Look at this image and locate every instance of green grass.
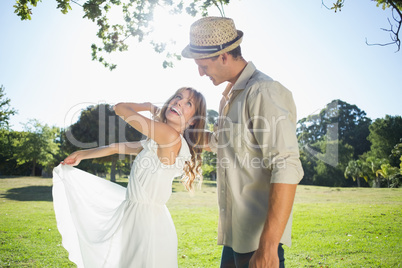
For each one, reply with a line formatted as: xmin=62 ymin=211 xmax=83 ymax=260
xmin=1 ymin=177 xmax=401 ymax=267
xmin=288 ymin=187 xmax=402 ymax=267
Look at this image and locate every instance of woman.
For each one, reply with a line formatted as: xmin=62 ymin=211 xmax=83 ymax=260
xmin=52 ymin=87 xmax=206 ymax=268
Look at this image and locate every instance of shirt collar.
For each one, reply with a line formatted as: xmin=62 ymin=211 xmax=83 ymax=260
xmin=221 ymin=61 xmax=256 ymax=99
xmin=232 ymin=61 xmax=256 ymax=91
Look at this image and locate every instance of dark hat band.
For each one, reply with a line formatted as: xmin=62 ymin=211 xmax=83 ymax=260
xmin=189 ymin=35 xmax=241 ymax=54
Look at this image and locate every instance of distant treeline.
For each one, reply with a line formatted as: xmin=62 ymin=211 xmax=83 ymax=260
xmin=1 ymin=85 xmax=401 ymax=187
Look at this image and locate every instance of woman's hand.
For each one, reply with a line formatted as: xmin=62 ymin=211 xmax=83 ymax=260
xmin=61 ymin=151 xmax=84 ymax=166
xmin=149 ymin=103 xmax=159 ymax=115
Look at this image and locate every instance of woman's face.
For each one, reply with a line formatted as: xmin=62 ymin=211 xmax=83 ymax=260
xmin=165 ymin=89 xmax=197 ymax=131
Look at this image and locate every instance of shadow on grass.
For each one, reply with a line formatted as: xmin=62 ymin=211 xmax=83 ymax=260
xmin=1 ymin=181 xmax=214 ymax=201
xmin=113 ymin=181 xmax=128 ymax=188
xmin=1 ymin=186 xmax=53 ymax=202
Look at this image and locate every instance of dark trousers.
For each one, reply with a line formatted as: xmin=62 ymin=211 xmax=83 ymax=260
xmin=220 ymin=244 xmax=285 ymax=268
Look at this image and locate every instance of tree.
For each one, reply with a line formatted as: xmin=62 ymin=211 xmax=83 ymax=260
xmin=201 ymin=109 xmax=218 ymax=180
xmin=0 ymin=85 xmax=17 ymax=128
xmin=13 ymin=119 xmax=60 ymax=176
xmin=376 ymin=163 xmax=400 ymax=187
xmin=368 ymin=115 xmax=402 ymax=166
xmin=344 ymin=159 xmax=368 ymax=187
xmin=324 ymin=0 xmax=402 ymax=51
xmin=0 ymin=86 xmax=20 ymax=175
xmin=207 ymin=109 xmax=219 ymax=126
xmin=14 ymin=0 xmax=401 ymax=70
xmin=364 ymin=156 xmax=388 ymax=187
xmin=297 ymin=100 xmax=372 ymax=187
xmin=298 ymin=149 xmax=317 ymax=185
xmin=64 ymin=104 xmax=143 ymax=181
xmin=391 ymin=138 xmax=402 ymax=158
xmin=298 ymin=99 xmax=371 ymax=158
xmin=13 ymin=0 xmax=232 ymax=70
xmin=310 ymin=139 xmax=354 ymax=187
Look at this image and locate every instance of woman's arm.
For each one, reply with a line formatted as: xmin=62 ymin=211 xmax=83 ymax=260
xmin=113 ymin=102 xmax=179 ymax=146
xmin=62 ymin=141 xmax=143 ymax=166
xmin=115 ymin=102 xmax=158 ymax=114
xmin=114 ymin=102 xmax=181 ymax=165
xmin=202 ymin=130 xmax=217 ymax=152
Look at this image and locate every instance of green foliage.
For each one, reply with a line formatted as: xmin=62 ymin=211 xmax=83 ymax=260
xmin=298 ymin=101 xmax=402 ymax=188
xmin=64 ymin=103 xmax=143 ymax=180
xmin=344 ymin=159 xmax=369 ymax=187
xmin=298 ymin=149 xmax=317 ymax=185
xmin=298 ymin=99 xmax=371 ymax=187
xmin=363 ymin=156 xmax=388 ymax=187
xmin=368 ymin=115 xmax=402 ymax=166
xmin=0 ymin=129 xmax=22 ymax=175
xmin=12 ymin=0 xmax=232 ymax=70
xmin=200 ymin=109 xmax=218 ymax=181
xmin=0 ymin=85 xmax=17 ymax=128
xmin=207 ymin=109 xmax=219 ymax=126
xmin=375 ymin=0 xmax=402 ymax=10
xmin=12 ymin=119 xmax=60 ymax=176
xmin=13 ymin=0 xmax=72 ymax=20
xmin=310 ymin=139 xmax=355 ymax=187
xmin=330 ymin=0 xmax=344 ymax=12
xmin=298 ymin=99 xmax=371 ymax=158
xmin=391 ymin=138 xmax=402 ymax=157
xmin=202 ymin=151 xmax=216 ymax=180
xmin=376 ymin=163 xmax=401 ymax=187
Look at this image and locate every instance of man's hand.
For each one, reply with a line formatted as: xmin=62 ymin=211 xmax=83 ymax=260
xmin=249 ymin=246 xmax=279 ymax=268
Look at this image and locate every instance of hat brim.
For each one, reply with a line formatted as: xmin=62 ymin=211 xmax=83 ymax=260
xmin=181 ymin=30 xmax=243 ymax=59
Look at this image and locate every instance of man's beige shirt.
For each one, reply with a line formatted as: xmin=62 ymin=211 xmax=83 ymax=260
xmin=210 ymin=62 xmax=304 ymax=253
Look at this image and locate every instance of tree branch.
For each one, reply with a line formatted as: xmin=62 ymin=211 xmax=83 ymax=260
xmin=70 ymin=0 xmax=83 ymax=7
xmin=324 ymin=0 xmax=401 ymax=52
xmin=366 ymin=3 xmax=401 ymax=52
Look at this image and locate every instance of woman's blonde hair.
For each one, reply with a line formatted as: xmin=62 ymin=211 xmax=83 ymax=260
xmin=157 ymin=87 xmax=207 ymax=191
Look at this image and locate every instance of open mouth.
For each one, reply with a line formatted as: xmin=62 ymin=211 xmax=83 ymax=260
xmin=170 ymin=107 xmax=181 ymax=116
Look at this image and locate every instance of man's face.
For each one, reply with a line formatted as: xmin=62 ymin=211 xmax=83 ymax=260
xmin=194 ymin=56 xmax=227 ymax=86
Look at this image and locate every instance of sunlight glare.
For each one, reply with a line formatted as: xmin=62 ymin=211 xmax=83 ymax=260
xmin=151 ymin=6 xmax=193 ymax=50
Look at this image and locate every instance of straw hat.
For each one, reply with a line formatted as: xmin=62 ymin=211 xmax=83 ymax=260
xmin=181 ymin=17 xmax=243 ymax=59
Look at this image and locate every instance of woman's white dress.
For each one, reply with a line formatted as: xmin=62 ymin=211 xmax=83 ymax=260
xmin=52 ymin=136 xmax=191 ymax=268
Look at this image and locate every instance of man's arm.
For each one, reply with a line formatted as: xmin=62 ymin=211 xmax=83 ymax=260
xmin=249 ymin=183 xmax=297 ymax=268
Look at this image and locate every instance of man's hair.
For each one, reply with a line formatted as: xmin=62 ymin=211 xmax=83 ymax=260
xmin=227 ymin=46 xmax=242 ymax=59
xmin=209 ymin=46 xmax=243 ymax=61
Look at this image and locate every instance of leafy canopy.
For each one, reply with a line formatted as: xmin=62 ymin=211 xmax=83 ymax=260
xmin=13 ymin=0 xmax=231 ymax=70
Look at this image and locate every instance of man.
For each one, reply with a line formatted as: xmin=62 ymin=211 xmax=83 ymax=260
xmin=182 ymin=17 xmax=304 ymax=268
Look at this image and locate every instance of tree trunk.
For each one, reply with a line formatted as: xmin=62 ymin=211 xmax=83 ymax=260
xmin=357 ymin=177 xmax=361 ymax=187
xmin=375 ymin=177 xmax=380 ymax=188
xmin=31 ymin=159 xmax=36 ymax=176
xmin=110 ymin=156 xmax=117 ymax=182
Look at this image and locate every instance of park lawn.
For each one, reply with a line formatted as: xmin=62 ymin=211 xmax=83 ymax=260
xmin=0 ymin=176 xmax=401 ymax=267
xmin=288 ymin=187 xmax=402 ymax=267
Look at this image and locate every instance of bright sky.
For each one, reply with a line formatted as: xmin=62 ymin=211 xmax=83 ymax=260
xmin=1 ymin=0 xmax=401 ymax=132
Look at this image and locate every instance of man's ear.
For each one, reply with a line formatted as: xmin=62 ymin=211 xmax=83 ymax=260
xmin=221 ymin=53 xmax=228 ymax=64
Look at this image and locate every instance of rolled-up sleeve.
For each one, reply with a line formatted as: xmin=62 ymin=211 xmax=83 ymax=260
xmin=248 ymin=81 xmax=304 ymax=184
